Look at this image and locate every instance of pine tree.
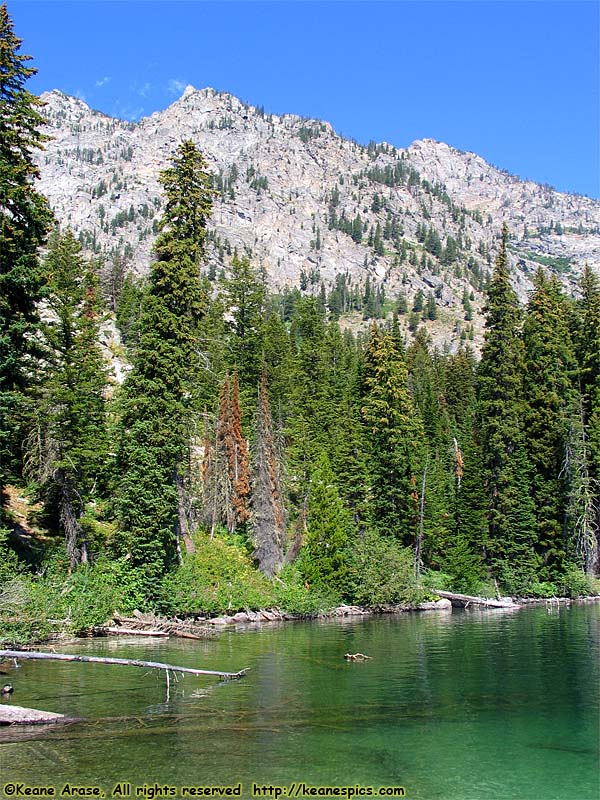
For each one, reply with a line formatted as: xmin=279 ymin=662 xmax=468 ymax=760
xmin=221 ymin=255 xmax=266 ymax=400
xmin=0 ymin=4 xmax=53 ymax=502
xmin=114 ymin=141 xmax=212 ymax=591
xmin=522 ymin=270 xmax=577 ymax=579
xmin=251 ymin=362 xmax=286 ymax=577
xmin=562 ymin=394 xmax=599 ymax=576
xmin=568 ymin=265 xmax=600 ymax=574
xmin=576 ymin=266 xmax=600 ymax=485
xmin=477 ymin=226 xmax=537 ymax=591
xmin=286 ymin=298 xmax=331 ymax=501
xmin=443 ymin=346 xmax=486 ymax=589
xmin=301 ymin=452 xmax=349 ymax=595
xmin=406 ymin=334 xmax=454 ymax=566
xmin=261 ymin=310 xmax=295 ymax=420
xmin=361 ymin=324 xmax=425 ymax=544
xmin=26 ymin=230 xmax=107 ymax=567
xmin=332 ymin=394 xmax=368 ymax=527
xmin=425 ymin=227 xmax=442 ymax=257
xmin=413 ymin=289 xmax=424 ymax=312
xmin=426 ymin=291 xmax=437 ymax=320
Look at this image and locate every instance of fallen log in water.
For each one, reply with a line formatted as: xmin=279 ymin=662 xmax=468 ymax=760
xmin=0 ymin=650 xmax=249 ymax=680
xmin=97 ymin=626 xmax=170 ymax=637
xmin=435 ymin=590 xmax=520 ymax=609
xmin=0 ymin=704 xmax=67 ymax=725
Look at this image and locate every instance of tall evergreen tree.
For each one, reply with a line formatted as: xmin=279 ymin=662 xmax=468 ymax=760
xmin=286 ymin=298 xmax=331 ymax=502
xmin=576 ymin=266 xmax=600 ymax=485
xmin=0 ymin=3 xmax=53 ymax=503
xmin=301 ymin=452 xmax=349 ymax=595
xmin=221 ymin=255 xmax=266 ymax=404
xmin=522 ymin=270 xmax=577 ymax=579
xmin=477 ymin=226 xmax=537 ymax=591
xmin=562 ymin=393 xmax=599 ymax=577
xmin=361 ymin=324 xmax=425 ymax=545
xmin=444 ymin=347 xmax=486 ymax=590
xmin=568 ymin=265 xmax=600 ymax=575
xmin=261 ymin=309 xmax=295 ymax=422
xmin=332 ymin=389 xmax=369 ymax=528
xmin=114 ymin=141 xmax=212 ymax=591
xmin=26 ymin=230 xmax=107 ymax=567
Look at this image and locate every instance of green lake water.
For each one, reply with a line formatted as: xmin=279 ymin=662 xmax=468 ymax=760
xmin=1 ymin=604 xmax=598 ymax=800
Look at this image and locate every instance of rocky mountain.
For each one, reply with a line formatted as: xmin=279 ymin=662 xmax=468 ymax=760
xmin=35 ymin=86 xmax=600 ymax=348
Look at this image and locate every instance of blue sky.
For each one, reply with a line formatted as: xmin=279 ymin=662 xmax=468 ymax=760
xmin=9 ymin=0 xmax=600 ymax=198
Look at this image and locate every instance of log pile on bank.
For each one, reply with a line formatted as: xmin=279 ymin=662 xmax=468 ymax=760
xmin=94 ymin=610 xmax=217 ymax=639
xmin=96 ymin=605 xmax=372 ymax=637
xmin=85 ymin=594 xmax=528 ymax=643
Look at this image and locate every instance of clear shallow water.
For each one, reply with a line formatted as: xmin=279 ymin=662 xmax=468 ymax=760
xmin=1 ymin=604 xmax=598 ymax=800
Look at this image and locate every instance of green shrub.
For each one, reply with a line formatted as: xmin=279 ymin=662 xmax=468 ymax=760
xmin=558 ymin=564 xmax=600 ymax=598
xmin=0 ymin=528 xmax=22 ymax=586
xmin=473 ymin=579 xmax=501 ymax=598
xmin=158 ymin=533 xmax=274 ymax=615
xmin=524 ymin=579 xmax=559 ymax=598
xmin=273 ymin=564 xmax=339 ymax=615
xmin=0 ymin=577 xmax=56 ymax=644
xmin=421 ymin=569 xmax=453 ymax=593
xmin=0 ymin=553 xmax=149 ymax=645
xmin=346 ymin=529 xmax=418 ymax=606
xmin=79 ymin=505 xmax=116 ymax=556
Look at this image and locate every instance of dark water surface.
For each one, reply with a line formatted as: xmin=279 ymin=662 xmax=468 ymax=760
xmin=1 ymin=604 xmax=598 ymax=800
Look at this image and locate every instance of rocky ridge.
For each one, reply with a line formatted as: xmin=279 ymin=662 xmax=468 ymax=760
xmin=35 ymin=86 xmax=600 ymax=349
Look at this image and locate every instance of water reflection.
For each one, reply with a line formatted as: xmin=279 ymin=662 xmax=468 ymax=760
xmin=1 ymin=604 xmax=598 ymax=800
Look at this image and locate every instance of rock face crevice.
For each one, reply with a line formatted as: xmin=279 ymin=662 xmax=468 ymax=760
xmin=36 ymin=86 xmax=600 ymax=347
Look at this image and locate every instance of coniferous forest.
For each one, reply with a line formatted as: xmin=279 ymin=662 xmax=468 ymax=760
xmin=1 ymin=5 xmax=599 ymax=644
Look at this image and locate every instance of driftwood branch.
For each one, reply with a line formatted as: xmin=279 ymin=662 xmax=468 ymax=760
xmin=0 ymin=650 xmax=249 ymax=680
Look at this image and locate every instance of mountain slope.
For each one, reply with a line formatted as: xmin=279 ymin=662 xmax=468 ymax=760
xmin=35 ymin=86 xmax=600 ymax=347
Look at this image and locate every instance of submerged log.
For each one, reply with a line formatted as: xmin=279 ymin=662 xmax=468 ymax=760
xmin=0 ymin=650 xmax=249 ymax=680
xmin=344 ymin=653 xmax=372 ymax=661
xmin=435 ymin=590 xmax=520 ymax=609
xmin=0 ymin=704 xmax=67 ymax=725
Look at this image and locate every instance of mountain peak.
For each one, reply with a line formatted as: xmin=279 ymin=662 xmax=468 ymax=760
xmin=34 ymin=88 xmax=600 ymax=350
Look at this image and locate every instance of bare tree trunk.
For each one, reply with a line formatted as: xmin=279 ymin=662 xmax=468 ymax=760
xmin=0 ymin=650 xmax=249 ymax=679
xmin=57 ymin=469 xmax=85 ymax=569
xmin=415 ymin=454 xmax=428 ymax=583
xmin=562 ymin=394 xmax=599 ymax=576
xmin=175 ymin=470 xmax=195 ymax=556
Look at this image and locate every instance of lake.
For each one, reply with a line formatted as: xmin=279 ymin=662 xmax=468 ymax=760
xmin=1 ymin=603 xmax=598 ymax=800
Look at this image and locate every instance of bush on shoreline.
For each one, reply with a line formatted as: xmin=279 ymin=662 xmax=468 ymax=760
xmin=1 ymin=526 xmax=598 ymax=647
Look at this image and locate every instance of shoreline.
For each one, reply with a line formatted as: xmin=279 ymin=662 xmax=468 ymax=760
xmin=2 ymin=595 xmax=598 ymax=649
xmin=89 ymin=595 xmax=599 ymax=638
